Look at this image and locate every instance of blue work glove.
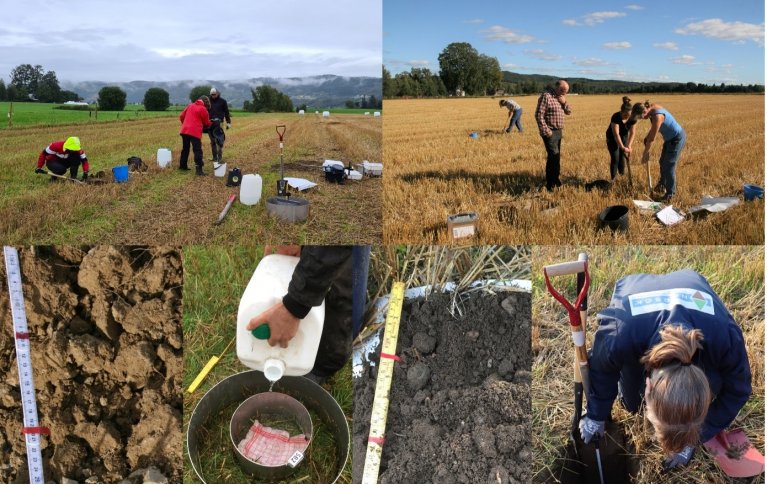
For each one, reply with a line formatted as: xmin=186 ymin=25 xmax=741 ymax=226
xmin=35 ymin=168 xmax=47 ymax=174
xmin=579 ymin=416 xmax=605 ymax=444
xmin=663 ymin=445 xmax=695 ymax=471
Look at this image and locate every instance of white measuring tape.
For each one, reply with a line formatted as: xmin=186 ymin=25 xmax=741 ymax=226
xmin=4 ymin=247 xmax=47 ymax=483
xmin=362 ymin=281 xmax=405 ymax=484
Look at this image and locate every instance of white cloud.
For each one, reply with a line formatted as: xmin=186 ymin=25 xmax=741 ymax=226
xmin=482 ymin=26 xmax=535 ymax=44
xmin=603 ymin=41 xmax=632 ymax=49
xmin=524 ymin=49 xmax=561 ymax=61
xmin=676 ymin=18 xmax=764 ymax=46
xmin=562 ymin=19 xmax=579 ymax=26
xmin=573 ymin=57 xmax=610 ymax=66
xmin=407 ymin=60 xmax=431 ymax=67
xmin=463 ymin=19 xmax=484 ymax=24
xmin=152 ymin=48 xmax=214 ymax=58
xmin=653 ymin=42 xmax=679 ymax=50
xmin=584 ymin=11 xmax=626 ymax=26
xmin=503 ymin=63 xmax=518 ymax=69
xmin=671 ymin=54 xmax=696 ymax=64
xmin=625 ymin=4 xmax=643 ymax=10
xmin=658 ymin=75 xmax=670 ymax=80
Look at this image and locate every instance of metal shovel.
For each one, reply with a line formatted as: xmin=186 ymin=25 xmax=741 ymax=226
xmin=44 ymin=171 xmax=85 ymax=184
xmin=703 ymin=429 xmax=765 ymax=478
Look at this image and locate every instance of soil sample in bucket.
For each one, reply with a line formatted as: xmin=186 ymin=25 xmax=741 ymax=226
xmin=0 ymin=246 xmax=183 ymax=482
xmin=353 ymin=291 xmax=532 ymax=483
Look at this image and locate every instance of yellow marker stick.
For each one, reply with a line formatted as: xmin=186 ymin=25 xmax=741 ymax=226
xmin=187 ymin=356 xmax=220 ymax=393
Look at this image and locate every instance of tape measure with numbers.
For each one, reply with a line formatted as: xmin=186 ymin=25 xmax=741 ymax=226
xmin=362 ymin=281 xmax=405 ymax=484
xmin=4 ymin=247 xmax=48 ymax=483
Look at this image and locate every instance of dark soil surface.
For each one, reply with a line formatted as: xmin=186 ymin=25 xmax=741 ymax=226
xmin=0 ymin=246 xmax=183 ymax=482
xmin=353 ymin=290 xmax=532 ymax=483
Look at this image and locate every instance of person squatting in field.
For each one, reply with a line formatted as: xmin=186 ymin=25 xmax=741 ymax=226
xmin=499 ymin=98 xmax=523 ymax=133
xmin=245 ymin=245 xmax=354 ymax=383
xmin=632 ymin=100 xmax=686 ymax=202
xmin=35 ymin=136 xmax=89 ymax=182
xmin=579 ymin=270 xmax=752 ymax=471
xmin=535 ymin=80 xmax=572 ymax=191
xmin=605 ymin=96 xmax=637 ymax=181
xmin=207 ymin=87 xmax=231 ymax=163
xmin=179 ymin=95 xmax=212 ymax=176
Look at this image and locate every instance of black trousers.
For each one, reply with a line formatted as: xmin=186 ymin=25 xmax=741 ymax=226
xmin=312 ymin=255 xmax=353 ymax=377
xmin=607 ymin=135 xmax=627 ymax=180
xmin=180 ymin=134 xmax=203 ymax=168
xmin=542 ymin=129 xmax=563 ymax=189
xmin=46 ymin=159 xmax=80 ymax=178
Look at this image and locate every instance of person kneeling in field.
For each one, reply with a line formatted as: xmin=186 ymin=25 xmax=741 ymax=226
xmin=35 ymin=136 xmax=89 ymax=182
xmin=605 ymin=96 xmax=637 ymax=181
xmin=499 ymin=98 xmax=523 ymax=133
xmin=579 ymin=270 xmax=752 ymax=471
xmin=631 ymin=100 xmax=686 ymax=202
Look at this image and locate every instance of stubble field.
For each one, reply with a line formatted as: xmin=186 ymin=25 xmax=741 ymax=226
xmin=2 ymin=113 xmax=381 ymax=245
xmin=383 ymin=94 xmax=763 ymax=244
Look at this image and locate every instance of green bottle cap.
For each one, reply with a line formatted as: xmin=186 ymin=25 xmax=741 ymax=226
xmin=251 ymin=324 xmax=271 ymax=340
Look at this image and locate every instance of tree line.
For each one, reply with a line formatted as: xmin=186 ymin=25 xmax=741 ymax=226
xmin=383 ymin=43 xmax=764 ymax=98
xmin=0 ymin=64 xmax=81 ymax=102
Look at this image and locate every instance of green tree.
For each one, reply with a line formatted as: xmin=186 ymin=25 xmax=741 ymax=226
xmin=98 ymin=86 xmax=127 ymax=111
xmin=383 ymin=66 xmax=394 ymax=98
xmin=10 ymin=64 xmax=43 ymax=95
xmin=60 ymin=90 xmax=81 ymax=102
xmin=345 ymin=99 xmax=356 ymax=109
xmin=143 ymin=87 xmax=170 ymax=111
xmin=36 ymin=71 xmax=62 ymax=102
xmin=438 ymin=42 xmax=480 ymax=95
xmin=478 ymin=55 xmax=502 ymax=95
xmin=0 ymin=79 xmax=6 ymax=101
xmin=248 ymin=85 xmax=293 ymax=112
xmin=189 ymin=85 xmax=212 ymax=103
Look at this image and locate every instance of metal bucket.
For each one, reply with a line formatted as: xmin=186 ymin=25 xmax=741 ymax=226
xmin=265 ymin=196 xmax=310 ymax=223
xmin=598 ymin=205 xmax=629 ymax=231
xmin=187 ymin=371 xmax=349 ymax=483
xmin=230 ymin=392 xmax=313 ymax=479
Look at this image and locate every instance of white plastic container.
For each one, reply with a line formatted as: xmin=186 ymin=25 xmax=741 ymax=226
xmin=236 ymin=254 xmax=325 ymax=382
xmin=347 ymin=169 xmax=363 ymax=181
xmin=298 ymin=109 xmax=305 ymax=115
xmin=323 ymin=160 xmax=345 ymax=170
xmin=373 ymin=112 xmax=381 ymax=117
xmin=364 ymin=112 xmax=370 ymax=116
xmin=157 ymin=148 xmax=172 ymax=168
xmin=214 ymin=162 xmax=227 ymax=177
xmin=356 ymin=160 xmax=383 ymax=176
xmin=240 ymin=174 xmax=263 ymax=205
xmin=322 ymin=111 xmax=330 ymax=117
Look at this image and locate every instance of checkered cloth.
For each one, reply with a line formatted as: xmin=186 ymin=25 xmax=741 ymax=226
xmin=237 ymin=420 xmax=310 ymax=466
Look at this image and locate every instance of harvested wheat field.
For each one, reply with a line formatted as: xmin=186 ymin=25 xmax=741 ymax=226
xmin=532 ymin=246 xmax=764 ymax=483
xmin=384 ymin=95 xmax=764 ymax=244
xmin=1 ymin=113 xmax=381 ymax=245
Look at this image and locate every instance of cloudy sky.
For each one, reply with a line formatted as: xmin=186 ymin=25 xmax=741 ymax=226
xmin=384 ymin=0 xmax=764 ymax=85
xmin=0 ymin=0 xmax=382 ymax=82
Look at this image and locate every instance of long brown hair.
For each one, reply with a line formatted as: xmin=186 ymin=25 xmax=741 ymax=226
xmin=640 ymin=325 xmax=711 ymax=454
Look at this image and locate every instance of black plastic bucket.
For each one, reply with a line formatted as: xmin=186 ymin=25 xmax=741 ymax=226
xmin=599 ymin=205 xmax=629 ymax=231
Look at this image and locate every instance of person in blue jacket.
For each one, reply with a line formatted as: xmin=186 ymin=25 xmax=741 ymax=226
xmin=631 ymin=100 xmax=686 ymax=202
xmin=579 ymin=270 xmax=752 ymax=470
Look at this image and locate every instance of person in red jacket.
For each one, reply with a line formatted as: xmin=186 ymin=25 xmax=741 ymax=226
xmin=179 ymin=96 xmax=212 ymax=176
xmin=35 ymin=137 xmax=89 ymax=182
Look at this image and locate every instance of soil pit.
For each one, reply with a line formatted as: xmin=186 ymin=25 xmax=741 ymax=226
xmin=353 ymin=291 xmax=532 ymax=483
xmin=0 ymin=246 xmax=183 ymax=482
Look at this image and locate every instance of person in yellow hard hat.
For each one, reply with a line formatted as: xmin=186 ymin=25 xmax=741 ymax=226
xmin=35 ymin=137 xmax=90 ymax=182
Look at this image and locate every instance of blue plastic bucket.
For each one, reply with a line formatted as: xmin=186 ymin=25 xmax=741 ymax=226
xmin=112 ymin=165 xmax=129 ymax=183
xmin=744 ymin=184 xmax=764 ymax=201
xmin=469 ymin=132 xmax=479 ymax=139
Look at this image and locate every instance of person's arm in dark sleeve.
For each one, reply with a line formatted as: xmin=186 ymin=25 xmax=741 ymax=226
xmin=586 ymin=313 xmax=624 ymax=421
xmin=700 ymin=324 xmax=752 ymax=442
xmin=282 ymin=246 xmax=353 ymax=318
xmin=224 ymin=100 xmax=231 ymax=124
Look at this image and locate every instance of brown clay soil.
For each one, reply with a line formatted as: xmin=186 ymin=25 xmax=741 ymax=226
xmin=353 ymin=290 xmax=532 ymax=483
xmin=0 ymin=246 xmax=183 ymax=482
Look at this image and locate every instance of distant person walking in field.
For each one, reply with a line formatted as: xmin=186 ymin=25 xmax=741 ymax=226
xmin=179 ymin=96 xmax=212 ymax=176
xmin=631 ymin=100 xmax=686 ymax=202
xmin=208 ymin=87 xmax=231 ymax=163
xmin=606 ymin=96 xmax=638 ymax=181
xmin=535 ymin=80 xmax=572 ymax=191
xmin=579 ymin=270 xmax=752 ymax=471
xmin=35 ymin=136 xmax=89 ymax=182
xmin=499 ymin=98 xmax=523 ymax=133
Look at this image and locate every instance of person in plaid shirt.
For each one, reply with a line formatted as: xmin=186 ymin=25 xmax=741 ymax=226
xmin=535 ymin=80 xmax=572 ymax=190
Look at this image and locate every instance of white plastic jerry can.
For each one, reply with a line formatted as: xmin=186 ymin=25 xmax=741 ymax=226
xmin=236 ymin=254 xmax=325 ymax=382
xmin=239 ymin=174 xmax=263 ymax=205
xmin=157 ymin=148 xmax=172 ymax=168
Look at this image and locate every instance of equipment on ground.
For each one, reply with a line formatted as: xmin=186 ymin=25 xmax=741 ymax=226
xmin=266 ymin=125 xmax=310 ymax=223
xmin=214 ymin=194 xmax=237 ymax=226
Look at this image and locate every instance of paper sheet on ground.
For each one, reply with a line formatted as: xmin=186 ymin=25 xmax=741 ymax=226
xmin=656 ymin=206 xmax=685 ymax=226
xmin=284 ymin=177 xmax=317 ymax=191
xmin=689 ymin=196 xmax=739 ymax=214
xmin=633 ymin=200 xmax=664 ymax=213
